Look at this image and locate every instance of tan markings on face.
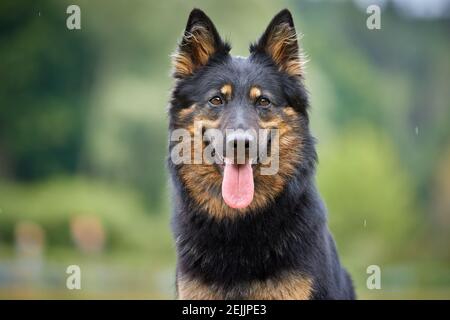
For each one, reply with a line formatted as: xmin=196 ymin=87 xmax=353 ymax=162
xmin=220 ymin=84 xmax=233 ymax=100
xmin=259 ymin=118 xmax=291 ymax=136
xmin=185 ymin=117 xmax=221 ymax=135
xmin=179 ymin=106 xmax=303 ymax=219
xmin=260 ymin=106 xmax=299 ymax=135
xmin=249 ymin=86 xmax=262 ymax=100
xmin=181 ymin=113 xmax=222 ymax=170
xmin=179 ymin=150 xmax=291 ymax=219
xmin=178 ymin=272 xmax=313 ymax=300
xmin=177 ymin=104 xmax=196 ymax=119
xmin=255 ymin=105 xmax=303 ymax=206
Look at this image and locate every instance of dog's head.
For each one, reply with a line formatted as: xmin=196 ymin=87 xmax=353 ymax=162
xmin=169 ymin=9 xmax=315 ymax=218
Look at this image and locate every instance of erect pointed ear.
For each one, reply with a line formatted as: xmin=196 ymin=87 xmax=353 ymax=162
xmin=250 ymin=9 xmax=304 ymax=77
xmin=172 ymin=8 xmax=230 ymax=78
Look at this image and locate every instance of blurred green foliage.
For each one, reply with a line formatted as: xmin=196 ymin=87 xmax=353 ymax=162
xmin=0 ymin=0 xmax=449 ymax=299
xmin=0 ymin=1 xmax=96 ymax=179
xmin=317 ymin=125 xmax=420 ymax=260
xmin=0 ymin=177 xmax=170 ymax=251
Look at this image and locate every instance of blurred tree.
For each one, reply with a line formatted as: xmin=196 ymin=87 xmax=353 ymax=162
xmin=0 ymin=0 xmax=97 ymax=179
xmin=297 ymin=0 xmax=450 ymax=207
xmin=316 ymin=124 xmax=420 ymax=262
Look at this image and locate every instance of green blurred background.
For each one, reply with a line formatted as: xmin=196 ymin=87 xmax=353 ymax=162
xmin=0 ymin=0 xmax=449 ymax=299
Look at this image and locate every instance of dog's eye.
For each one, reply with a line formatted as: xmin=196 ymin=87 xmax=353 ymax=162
xmin=209 ymin=96 xmax=223 ymax=106
xmin=257 ymin=97 xmax=271 ymax=107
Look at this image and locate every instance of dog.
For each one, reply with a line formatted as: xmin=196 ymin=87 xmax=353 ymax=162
xmin=168 ymin=8 xmax=355 ymax=300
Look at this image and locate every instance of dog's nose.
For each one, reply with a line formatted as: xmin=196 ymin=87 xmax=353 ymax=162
xmin=225 ymin=131 xmax=255 ymax=163
xmin=226 ymin=131 xmax=253 ymax=150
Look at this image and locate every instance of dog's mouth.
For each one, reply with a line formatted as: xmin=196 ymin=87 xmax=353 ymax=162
xmin=210 ymin=154 xmax=255 ymax=209
xmin=221 ymin=159 xmax=254 ymax=209
xmin=204 ymin=131 xmax=274 ymax=209
xmin=206 ymin=146 xmax=255 ymax=209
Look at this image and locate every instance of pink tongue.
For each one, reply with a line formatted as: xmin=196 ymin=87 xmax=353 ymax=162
xmin=222 ymin=162 xmax=254 ymax=209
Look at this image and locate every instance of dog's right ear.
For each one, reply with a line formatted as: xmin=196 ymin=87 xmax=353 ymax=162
xmin=172 ymin=9 xmax=230 ymax=79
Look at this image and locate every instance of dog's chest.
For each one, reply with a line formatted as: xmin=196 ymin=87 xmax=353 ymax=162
xmin=177 ymin=272 xmax=313 ymax=300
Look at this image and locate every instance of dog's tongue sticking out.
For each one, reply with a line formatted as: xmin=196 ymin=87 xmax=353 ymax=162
xmin=222 ymin=161 xmax=254 ymax=209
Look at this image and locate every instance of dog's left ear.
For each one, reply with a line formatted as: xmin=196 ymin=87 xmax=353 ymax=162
xmin=250 ymin=9 xmax=304 ymax=77
xmin=172 ymin=9 xmax=230 ymax=79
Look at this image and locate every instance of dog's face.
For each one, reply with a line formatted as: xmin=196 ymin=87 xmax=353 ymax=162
xmin=169 ymin=9 xmax=312 ymax=218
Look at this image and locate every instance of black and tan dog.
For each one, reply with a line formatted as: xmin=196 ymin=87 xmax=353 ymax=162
xmin=168 ymin=8 xmax=355 ymax=299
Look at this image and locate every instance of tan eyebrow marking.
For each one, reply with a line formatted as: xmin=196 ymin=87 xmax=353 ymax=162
xmin=178 ymin=104 xmax=196 ymax=118
xmin=249 ymin=86 xmax=262 ymax=100
xmin=220 ymin=84 xmax=232 ymax=99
